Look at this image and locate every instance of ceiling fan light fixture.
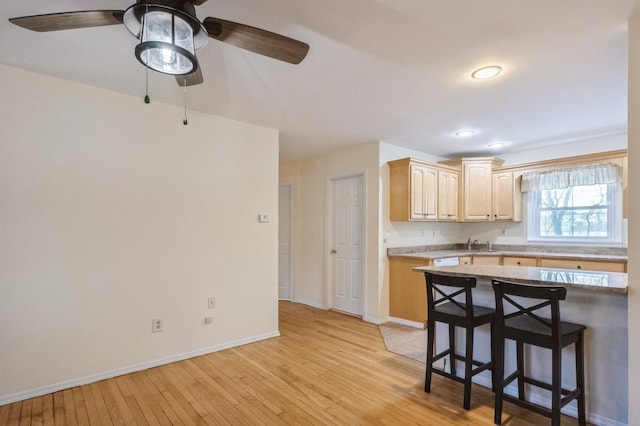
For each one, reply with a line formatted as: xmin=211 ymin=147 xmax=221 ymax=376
xmin=136 ymin=10 xmax=196 ymax=75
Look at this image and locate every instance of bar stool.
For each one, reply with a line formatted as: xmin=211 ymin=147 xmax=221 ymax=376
xmin=424 ymin=272 xmax=495 ymax=410
xmin=491 ymin=279 xmax=586 ymax=426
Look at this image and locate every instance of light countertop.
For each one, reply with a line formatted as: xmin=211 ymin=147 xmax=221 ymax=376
xmin=413 ymin=264 xmax=627 ymax=294
xmin=389 ymin=249 xmax=627 ymax=262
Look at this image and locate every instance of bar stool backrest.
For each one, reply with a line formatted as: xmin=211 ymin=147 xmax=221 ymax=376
xmin=491 ymin=280 xmax=567 ymax=346
xmin=425 ymin=273 xmax=477 ymax=322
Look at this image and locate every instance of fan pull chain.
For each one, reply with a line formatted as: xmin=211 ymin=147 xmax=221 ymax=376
xmin=183 ymin=78 xmax=188 ymax=125
xmin=143 ymin=4 xmax=150 ymax=104
xmin=144 ymin=64 xmax=150 ymax=104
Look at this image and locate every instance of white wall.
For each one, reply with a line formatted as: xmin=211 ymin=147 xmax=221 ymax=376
xmin=280 ymin=142 xmax=385 ymax=322
xmin=0 ymin=65 xmax=280 ymax=403
xmin=627 ymin=12 xmax=640 ymax=426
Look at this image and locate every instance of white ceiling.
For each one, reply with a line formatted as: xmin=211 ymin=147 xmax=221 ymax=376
xmin=0 ymin=1 xmax=637 ymax=160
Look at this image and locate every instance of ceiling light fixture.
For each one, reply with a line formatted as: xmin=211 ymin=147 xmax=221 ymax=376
xmin=455 ymin=129 xmax=476 ymax=137
xmin=471 ymin=65 xmax=503 ymax=80
xmin=488 ymin=142 xmax=506 ymax=149
xmin=123 ymin=2 xmax=208 ymax=76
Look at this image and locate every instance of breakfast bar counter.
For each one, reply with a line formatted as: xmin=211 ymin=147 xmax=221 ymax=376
xmin=413 ymin=264 xmax=628 ymax=293
xmin=411 ymin=264 xmax=628 ymax=424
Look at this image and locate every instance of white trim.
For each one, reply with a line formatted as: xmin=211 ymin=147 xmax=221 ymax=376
xmin=363 ymin=315 xmax=385 ymax=325
xmin=0 ymin=330 xmax=279 ymax=407
xmin=387 ymin=316 xmax=425 ymax=329
xmin=293 ymin=298 xmax=327 ymax=310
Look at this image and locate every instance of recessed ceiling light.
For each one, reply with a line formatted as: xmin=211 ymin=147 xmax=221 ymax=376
xmin=455 ymin=129 xmax=475 ymax=137
xmin=488 ymin=142 xmax=506 ymax=149
xmin=471 ymin=65 xmax=503 ymax=80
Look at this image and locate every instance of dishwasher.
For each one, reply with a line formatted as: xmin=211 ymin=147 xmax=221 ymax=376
xmin=433 ymin=257 xmax=460 ymax=266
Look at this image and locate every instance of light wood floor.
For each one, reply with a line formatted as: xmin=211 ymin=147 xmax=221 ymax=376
xmin=1 ymin=301 xmax=584 ymax=425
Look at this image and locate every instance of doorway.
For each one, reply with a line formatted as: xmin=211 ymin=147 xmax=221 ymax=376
xmin=329 ymin=174 xmax=365 ymax=316
xmin=278 ymin=183 xmax=293 ymax=300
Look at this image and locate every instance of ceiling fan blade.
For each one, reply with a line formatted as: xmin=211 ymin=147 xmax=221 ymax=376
xmin=175 ymin=67 xmax=204 ymax=87
xmin=9 ymin=10 xmax=124 ymax=32
xmin=203 ymin=17 xmax=309 ymax=65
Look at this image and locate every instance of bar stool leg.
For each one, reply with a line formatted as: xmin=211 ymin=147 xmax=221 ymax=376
xmin=490 ymin=319 xmax=496 ymax=392
xmin=449 ymin=324 xmax=456 ymax=378
xmin=425 ymin=319 xmax=435 ymax=393
xmin=463 ymin=326 xmax=474 ymax=410
xmin=551 ymin=344 xmax=562 ymax=426
xmin=576 ymin=333 xmax=586 ymax=426
xmin=516 ymin=341 xmax=525 ymax=401
xmin=494 ymin=332 xmax=504 ymax=425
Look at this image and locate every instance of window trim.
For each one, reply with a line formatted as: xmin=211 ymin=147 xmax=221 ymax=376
xmin=527 ymin=183 xmax=622 ymax=244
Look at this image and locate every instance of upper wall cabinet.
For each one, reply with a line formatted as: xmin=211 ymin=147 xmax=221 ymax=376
xmin=492 ymin=171 xmax=522 ymax=221
xmin=439 ymin=157 xmax=505 ymax=221
xmin=438 ymin=169 xmax=459 ymax=221
xmin=389 ymin=158 xmax=459 ymax=222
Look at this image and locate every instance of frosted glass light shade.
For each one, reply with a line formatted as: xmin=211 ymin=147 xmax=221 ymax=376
xmin=135 ymin=10 xmax=196 ymax=75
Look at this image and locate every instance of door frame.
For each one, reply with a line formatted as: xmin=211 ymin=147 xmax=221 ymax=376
xmin=325 ymin=171 xmax=367 ymax=316
xmin=278 ymin=182 xmax=295 ymax=301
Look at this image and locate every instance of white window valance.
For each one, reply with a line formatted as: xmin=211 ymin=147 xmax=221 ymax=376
xmin=520 ymin=163 xmax=622 ymax=193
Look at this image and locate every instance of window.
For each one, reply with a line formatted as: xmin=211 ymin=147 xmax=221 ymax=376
xmin=528 ymin=183 xmax=621 ymax=243
xmin=523 ymin=163 xmax=622 ymax=244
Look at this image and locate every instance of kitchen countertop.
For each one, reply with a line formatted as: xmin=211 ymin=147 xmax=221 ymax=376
xmin=389 ymin=249 xmax=627 ymax=262
xmin=413 ymin=264 xmax=628 ymax=294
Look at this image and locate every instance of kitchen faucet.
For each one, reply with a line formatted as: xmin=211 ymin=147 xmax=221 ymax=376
xmin=467 ymin=237 xmax=478 ymax=251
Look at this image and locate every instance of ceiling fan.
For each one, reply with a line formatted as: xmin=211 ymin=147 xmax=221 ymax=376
xmin=9 ymin=0 xmax=310 ymax=87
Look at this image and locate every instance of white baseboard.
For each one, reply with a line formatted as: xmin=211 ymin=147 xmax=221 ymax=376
xmin=363 ymin=315 xmax=384 ymax=325
xmin=386 ymin=316 xmax=425 ymax=329
xmin=292 ymin=298 xmax=327 ymax=310
xmin=0 ymin=330 xmax=280 ymax=407
xmin=470 ymin=376 xmax=626 ymax=426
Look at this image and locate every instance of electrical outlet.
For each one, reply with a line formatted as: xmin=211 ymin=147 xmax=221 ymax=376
xmin=204 ymin=316 xmax=212 ymax=325
xmin=152 ymin=319 xmax=162 ymax=333
xmin=500 ymin=228 xmax=507 ymax=236
xmin=208 ymin=297 xmax=216 ymax=309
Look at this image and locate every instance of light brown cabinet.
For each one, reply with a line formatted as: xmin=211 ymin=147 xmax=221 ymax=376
xmin=439 ymin=157 xmax=505 ymax=221
xmin=471 ymin=255 xmax=501 ymax=265
xmin=389 ymin=257 xmax=430 ymax=326
xmin=502 ymin=256 xmax=538 ymax=267
xmin=539 ymin=258 xmax=626 ymax=273
xmin=492 ymin=171 xmax=522 ymax=221
xmin=438 ymin=169 xmax=459 ymax=221
xmin=389 ymin=158 xmax=458 ymax=222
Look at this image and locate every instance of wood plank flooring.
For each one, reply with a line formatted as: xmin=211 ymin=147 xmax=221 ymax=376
xmin=1 ymin=301 xmax=585 ymax=425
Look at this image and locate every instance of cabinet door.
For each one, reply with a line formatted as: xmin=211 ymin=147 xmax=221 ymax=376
xmin=410 ymin=165 xmax=437 ymax=220
xmin=438 ymin=170 xmax=459 ymax=221
xmin=539 ymin=258 xmax=626 ymax=272
xmin=493 ymin=172 xmax=514 ymax=220
xmin=472 ymin=256 xmax=501 ymax=265
xmin=389 ymin=257 xmax=430 ymax=325
xmin=463 ymin=162 xmax=492 ymax=221
xmin=503 ymin=256 xmax=538 ymax=267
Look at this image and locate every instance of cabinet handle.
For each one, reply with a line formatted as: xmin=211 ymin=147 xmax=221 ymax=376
xmin=517 ymin=261 xmax=521 ymax=265
xmin=577 ymin=265 xmax=582 ymax=269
